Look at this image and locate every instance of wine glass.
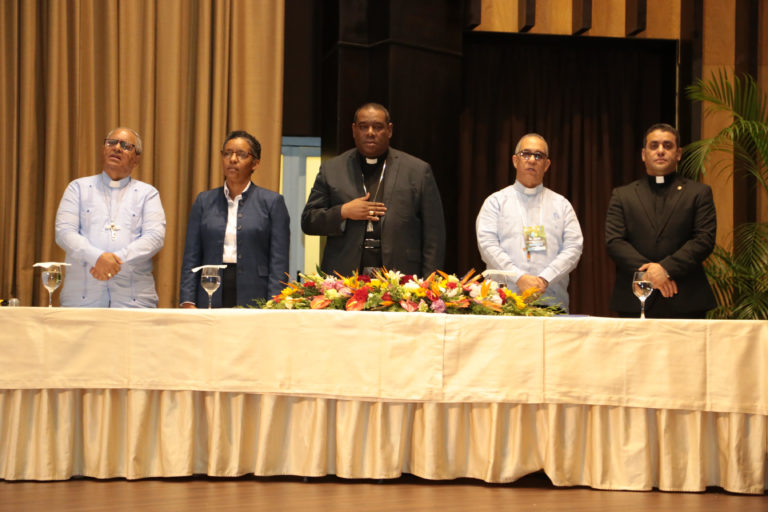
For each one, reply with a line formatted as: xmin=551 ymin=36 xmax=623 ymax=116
xmin=41 ymin=264 xmax=63 ymax=307
xmin=632 ymin=271 xmax=653 ymax=319
xmin=200 ymin=266 xmax=222 ymax=309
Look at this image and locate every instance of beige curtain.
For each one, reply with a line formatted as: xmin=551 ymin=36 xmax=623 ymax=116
xmin=0 ymin=0 xmax=285 ymax=307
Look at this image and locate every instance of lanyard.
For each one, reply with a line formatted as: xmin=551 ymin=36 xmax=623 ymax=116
xmin=513 ymin=187 xmax=544 ymax=227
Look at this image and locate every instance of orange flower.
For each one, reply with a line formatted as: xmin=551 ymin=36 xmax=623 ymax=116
xmin=310 ymin=295 xmax=331 ymax=309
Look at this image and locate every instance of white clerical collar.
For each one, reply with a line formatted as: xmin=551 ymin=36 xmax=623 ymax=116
xmin=512 ymin=181 xmax=543 ymax=196
xmin=101 ymin=171 xmax=131 ymax=189
xmin=655 ymin=175 xmax=666 ymax=184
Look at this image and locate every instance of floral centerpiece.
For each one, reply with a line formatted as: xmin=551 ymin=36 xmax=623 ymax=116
xmin=260 ymin=269 xmax=557 ymax=316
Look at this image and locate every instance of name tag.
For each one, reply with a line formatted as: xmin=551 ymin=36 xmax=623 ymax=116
xmin=524 ymin=225 xmax=547 ymax=252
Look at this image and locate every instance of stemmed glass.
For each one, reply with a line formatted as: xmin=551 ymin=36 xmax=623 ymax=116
xmin=41 ymin=264 xmax=63 ymax=307
xmin=632 ymin=271 xmax=653 ymax=319
xmin=200 ymin=266 xmax=222 ymax=309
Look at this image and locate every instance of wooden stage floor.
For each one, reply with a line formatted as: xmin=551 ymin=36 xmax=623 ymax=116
xmin=1 ymin=473 xmax=764 ymax=512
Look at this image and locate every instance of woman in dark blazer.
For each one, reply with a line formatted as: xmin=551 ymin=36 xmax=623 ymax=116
xmin=179 ymin=131 xmax=290 ymax=308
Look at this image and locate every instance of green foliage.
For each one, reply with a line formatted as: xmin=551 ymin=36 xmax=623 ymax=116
xmin=681 ymin=70 xmax=768 ymax=319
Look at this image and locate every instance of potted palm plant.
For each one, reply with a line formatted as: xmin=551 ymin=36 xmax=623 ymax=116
xmin=680 ymin=70 xmax=768 ymax=319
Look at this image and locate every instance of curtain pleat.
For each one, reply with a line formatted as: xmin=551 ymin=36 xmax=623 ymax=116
xmin=0 ymin=0 xmax=285 ymax=307
xmin=4 ymin=390 xmax=764 ymax=493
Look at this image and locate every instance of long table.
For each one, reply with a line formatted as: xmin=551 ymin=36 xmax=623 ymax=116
xmin=0 ymin=308 xmax=766 ymax=493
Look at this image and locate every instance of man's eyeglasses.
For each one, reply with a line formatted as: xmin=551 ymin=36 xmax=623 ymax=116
xmin=517 ymin=150 xmax=547 ymax=161
xmin=221 ymin=150 xmax=254 ymax=160
xmin=104 ymin=139 xmax=137 ymax=152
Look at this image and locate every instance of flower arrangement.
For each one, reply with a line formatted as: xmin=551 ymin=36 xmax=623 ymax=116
xmin=261 ymin=269 xmax=557 ymax=316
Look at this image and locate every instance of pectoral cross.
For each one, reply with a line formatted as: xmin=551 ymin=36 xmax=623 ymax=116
xmin=107 ymin=222 xmax=120 ymax=241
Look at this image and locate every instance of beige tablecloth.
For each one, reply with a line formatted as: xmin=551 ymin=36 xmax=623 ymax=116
xmin=0 ymin=309 xmax=766 ymax=493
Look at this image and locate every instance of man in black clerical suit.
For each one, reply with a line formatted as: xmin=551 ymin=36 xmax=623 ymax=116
xmin=605 ymin=123 xmax=717 ymax=318
xmin=301 ymin=102 xmax=446 ymax=277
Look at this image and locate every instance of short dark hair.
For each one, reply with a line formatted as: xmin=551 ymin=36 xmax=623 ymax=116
xmin=353 ymin=102 xmax=391 ymax=124
xmin=223 ymin=130 xmax=261 ymax=159
xmin=643 ymin=123 xmax=680 ymax=148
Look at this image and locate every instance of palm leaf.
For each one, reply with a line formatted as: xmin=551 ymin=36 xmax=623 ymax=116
xmin=687 ymin=70 xmax=768 ymax=319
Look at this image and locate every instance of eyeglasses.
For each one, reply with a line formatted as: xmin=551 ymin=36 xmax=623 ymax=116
xmin=517 ymin=150 xmax=548 ymax=161
xmin=104 ymin=139 xmax=137 ymax=152
xmin=221 ymin=150 xmax=253 ymax=160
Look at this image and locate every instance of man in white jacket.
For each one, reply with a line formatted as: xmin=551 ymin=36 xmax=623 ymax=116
xmin=476 ymin=133 xmax=583 ymax=312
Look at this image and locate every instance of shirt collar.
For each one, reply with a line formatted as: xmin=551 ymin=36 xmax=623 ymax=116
xmin=224 ymin=181 xmax=251 ymax=202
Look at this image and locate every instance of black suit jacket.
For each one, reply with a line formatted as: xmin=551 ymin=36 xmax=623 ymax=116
xmin=605 ymin=174 xmax=717 ymax=316
xmin=301 ymin=147 xmax=446 ymax=277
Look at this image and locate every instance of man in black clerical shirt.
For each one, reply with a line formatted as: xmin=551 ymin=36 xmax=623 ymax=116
xmin=605 ymin=123 xmax=717 ymax=318
xmin=301 ymin=102 xmax=446 ymax=277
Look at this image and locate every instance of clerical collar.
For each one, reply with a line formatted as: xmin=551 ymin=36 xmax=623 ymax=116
xmin=101 ymin=171 xmax=131 ymax=189
xmin=512 ymin=181 xmax=543 ymax=196
xmin=358 ymin=150 xmax=388 ymax=168
xmin=648 ymin=172 xmax=677 ymax=188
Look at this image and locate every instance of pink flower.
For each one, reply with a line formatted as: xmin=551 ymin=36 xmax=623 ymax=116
xmin=400 ymin=299 xmax=419 ymax=312
xmin=430 ymin=299 xmax=446 ymax=313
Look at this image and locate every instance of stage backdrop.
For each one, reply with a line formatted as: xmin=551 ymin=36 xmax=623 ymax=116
xmin=0 ymin=0 xmax=285 ymax=307
xmin=457 ymin=32 xmax=677 ymax=316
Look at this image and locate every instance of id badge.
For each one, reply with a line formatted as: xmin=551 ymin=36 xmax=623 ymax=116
xmin=523 ymin=225 xmax=547 ymax=252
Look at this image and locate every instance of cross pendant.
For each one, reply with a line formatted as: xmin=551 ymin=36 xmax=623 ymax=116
xmin=107 ymin=222 xmax=120 ymax=241
xmin=366 ymin=221 xmax=374 ymax=232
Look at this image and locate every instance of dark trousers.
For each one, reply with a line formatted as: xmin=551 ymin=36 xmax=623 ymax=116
xmin=222 ymin=264 xmax=237 ymax=308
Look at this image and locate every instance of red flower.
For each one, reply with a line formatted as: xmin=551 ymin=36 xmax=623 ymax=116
xmin=381 ymin=292 xmax=392 ymax=302
xmin=352 ymin=286 xmax=370 ymax=301
xmin=446 ymin=281 xmax=458 ymax=290
xmin=345 ymin=286 xmax=370 ymax=311
xmin=303 ymin=281 xmax=317 ymax=288
xmin=400 ymin=275 xmax=416 ymax=285
xmin=357 ymin=274 xmax=372 ymax=283
xmin=497 ymin=288 xmax=507 ymax=304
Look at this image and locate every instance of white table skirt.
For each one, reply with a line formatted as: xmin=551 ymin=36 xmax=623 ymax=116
xmin=0 ymin=309 xmax=766 ymax=493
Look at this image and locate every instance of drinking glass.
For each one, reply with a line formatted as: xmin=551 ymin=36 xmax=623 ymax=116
xmin=632 ymin=271 xmax=653 ymax=319
xmin=41 ymin=264 xmax=63 ymax=307
xmin=201 ymin=266 xmax=221 ymax=309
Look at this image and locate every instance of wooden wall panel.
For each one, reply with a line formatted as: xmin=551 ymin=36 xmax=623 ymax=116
xmin=476 ymin=0 xmax=681 ymax=38
xmin=701 ymin=0 xmax=736 ymax=247
xmin=642 ymin=0 xmax=681 ymax=39
xmin=588 ymin=0 xmax=626 ymax=37
xmin=529 ymin=0 xmax=572 ymax=35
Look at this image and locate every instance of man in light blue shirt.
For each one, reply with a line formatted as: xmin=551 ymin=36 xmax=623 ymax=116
xmin=476 ymin=133 xmax=583 ymax=312
xmin=55 ymin=127 xmax=166 ymax=307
